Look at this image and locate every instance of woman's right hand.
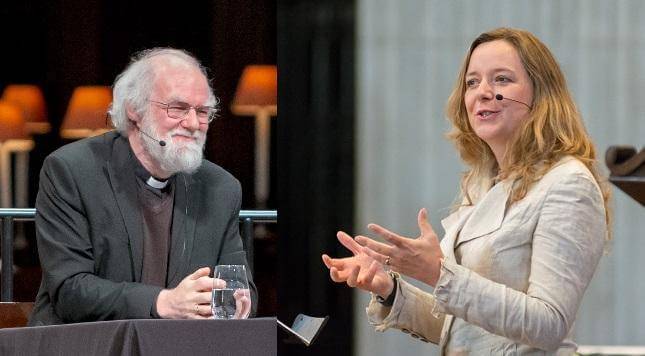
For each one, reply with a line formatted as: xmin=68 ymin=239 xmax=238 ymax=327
xmin=322 ymin=231 xmax=394 ymax=298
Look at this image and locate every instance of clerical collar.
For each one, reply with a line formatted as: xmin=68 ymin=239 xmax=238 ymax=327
xmin=132 ymin=154 xmax=173 ymax=190
xmin=146 ymin=176 xmax=169 ymax=189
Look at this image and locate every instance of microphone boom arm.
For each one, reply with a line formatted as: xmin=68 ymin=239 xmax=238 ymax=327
xmin=495 ymin=93 xmax=532 ymax=109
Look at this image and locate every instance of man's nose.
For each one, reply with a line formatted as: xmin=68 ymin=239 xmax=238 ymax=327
xmin=181 ymin=108 xmax=201 ymax=131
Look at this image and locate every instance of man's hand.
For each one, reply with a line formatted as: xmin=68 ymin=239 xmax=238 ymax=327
xmin=156 ymin=267 xmax=219 ymax=319
xmin=233 ymin=289 xmax=252 ymax=319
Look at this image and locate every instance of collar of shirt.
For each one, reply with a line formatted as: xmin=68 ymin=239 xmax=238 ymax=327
xmin=146 ymin=176 xmax=168 ymax=189
xmin=132 ymin=154 xmax=174 ymax=191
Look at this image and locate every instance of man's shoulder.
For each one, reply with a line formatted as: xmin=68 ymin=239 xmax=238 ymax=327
xmin=194 ymin=160 xmax=240 ymax=189
xmin=47 ymin=131 xmax=120 ymax=167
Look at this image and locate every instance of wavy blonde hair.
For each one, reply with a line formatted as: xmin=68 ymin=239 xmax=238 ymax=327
xmin=446 ymin=28 xmax=611 ymax=236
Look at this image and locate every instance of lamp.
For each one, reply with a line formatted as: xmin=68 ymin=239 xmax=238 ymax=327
xmin=60 ymin=86 xmax=113 ymax=139
xmin=1 ymin=85 xmax=51 ymax=135
xmin=0 ymin=100 xmax=34 ymax=208
xmin=231 ymin=65 xmax=277 ymax=208
xmin=0 ymin=101 xmax=27 ymax=141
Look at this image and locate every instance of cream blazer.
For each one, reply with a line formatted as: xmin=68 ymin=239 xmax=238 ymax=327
xmin=366 ymin=157 xmax=607 ymax=355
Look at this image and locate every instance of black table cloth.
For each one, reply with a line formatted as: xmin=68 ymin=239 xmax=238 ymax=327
xmin=0 ymin=317 xmax=276 ymax=355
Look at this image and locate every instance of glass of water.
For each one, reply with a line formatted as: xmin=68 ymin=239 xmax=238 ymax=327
xmin=212 ymin=264 xmax=251 ymax=319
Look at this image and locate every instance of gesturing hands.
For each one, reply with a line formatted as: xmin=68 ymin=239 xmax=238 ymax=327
xmin=323 ymin=208 xmax=444 ymax=291
xmin=357 ymin=208 xmax=444 ymax=287
xmin=322 ymin=231 xmax=394 ymax=298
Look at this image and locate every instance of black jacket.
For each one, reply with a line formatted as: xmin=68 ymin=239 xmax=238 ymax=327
xmin=29 ymin=131 xmax=256 ymax=325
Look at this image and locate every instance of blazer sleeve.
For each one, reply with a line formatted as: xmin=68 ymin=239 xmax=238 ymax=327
xmin=432 ymin=173 xmax=606 ymax=351
xmin=36 ymin=154 xmax=162 ymax=323
xmin=215 ymin=178 xmax=259 ymax=317
xmin=365 ymin=276 xmax=444 ymax=344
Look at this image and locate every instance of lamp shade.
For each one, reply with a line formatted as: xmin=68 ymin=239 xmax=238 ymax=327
xmin=0 ymin=100 xmax=27 ymax=141
xmin=60 ymin=86 xmax=113 ymax=138
xmin=1 ymin=84 xmax=50 ymax=134
xmin=231 ymin=65 xmax=277 ymax=116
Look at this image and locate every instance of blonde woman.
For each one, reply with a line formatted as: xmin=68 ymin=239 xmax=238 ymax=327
xmin=323 ymin=28 xmax=611 ymax=354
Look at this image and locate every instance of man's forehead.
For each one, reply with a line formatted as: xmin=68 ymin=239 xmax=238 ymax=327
xmin=151 ymin=66 xmax=208 ymax=91
xmin=152 ymin=59 xmax=203 ymax=79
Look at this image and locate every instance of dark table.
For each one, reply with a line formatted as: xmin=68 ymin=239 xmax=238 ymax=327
xmin=0 ymin=317 xmax=276 ymax=355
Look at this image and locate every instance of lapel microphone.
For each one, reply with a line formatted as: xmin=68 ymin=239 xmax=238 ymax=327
xmin=495 ymin=94 xmax=532 ymax=110
xmin=138 ymin=126 xmax=167 ymax=147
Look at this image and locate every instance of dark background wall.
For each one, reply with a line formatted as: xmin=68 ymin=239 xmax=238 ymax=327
xmin=0 ymin=0 xmax=277 ymax=316
xmin=1 ymin=0 xmax=359 ymax=352
xmin=278 ymin=0 xmax=356 ymax=354
xmin=0 ymin=0 xmax=276 ymax=209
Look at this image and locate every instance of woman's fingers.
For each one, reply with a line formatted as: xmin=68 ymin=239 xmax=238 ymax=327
xmin=358 ymin=243 xmax=389 ymax=265
xmin=357 ymin=260 xmax=378 ymax=286
xmin=324 ymin=254 xmax=367 ymax=282
xmin=321 ymin=254 xmax=334 ymax=268
xmin=417 ymin=208 xmax=437 ymax=238
xmin=324 ymin=230 xmax=392 ymax=293
xmin=345 ymin=265 xmax=360 ymax=287
xmin=337 ymin=231 xmax=362 ymax=255
xmin=367 ymin=224 xmax=406 ymax=247
xmin=355 ymin=235 xmax=393 ymax=257
xmin=330 ymin=265 xmax=356 ymax=283
xmin=322 ymin=254 xmax=349 ymax=270
xmin=329 ymin=267 xmax=343 ymax=282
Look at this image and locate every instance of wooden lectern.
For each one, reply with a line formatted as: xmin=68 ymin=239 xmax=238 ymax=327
xmin=606 ymin=146 xmax=645 ymax=206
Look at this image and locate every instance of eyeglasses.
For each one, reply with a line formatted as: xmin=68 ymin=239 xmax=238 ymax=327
xmin=149 ymin=100 xmax=216 ymax=124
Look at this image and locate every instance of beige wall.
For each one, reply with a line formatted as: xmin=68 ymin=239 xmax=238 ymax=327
xmin=355 ymin=1 xmax=645 ymax=354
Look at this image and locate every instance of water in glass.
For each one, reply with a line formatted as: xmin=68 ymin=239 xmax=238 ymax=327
xmin=211 ymin=264 xmax=250 ymax=319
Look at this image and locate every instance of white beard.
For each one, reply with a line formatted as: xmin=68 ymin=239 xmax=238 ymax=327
xmin=139 ymin=115 xmax=207 ymax=175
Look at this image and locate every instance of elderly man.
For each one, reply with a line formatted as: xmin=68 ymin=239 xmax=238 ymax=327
xmin=29 ymin=48 xmax=256 ymax=325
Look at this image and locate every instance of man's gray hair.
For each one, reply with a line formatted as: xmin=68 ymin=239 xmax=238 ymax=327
xmin=108 ymin=48 xmax=218 ymax=136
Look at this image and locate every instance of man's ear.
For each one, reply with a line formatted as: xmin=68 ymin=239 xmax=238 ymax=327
xmin=126 ymin=104 xmax=142 ymax=123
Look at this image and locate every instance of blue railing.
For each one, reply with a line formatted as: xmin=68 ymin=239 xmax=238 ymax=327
xmin=0 ymin=208 xmax=277 ymax=302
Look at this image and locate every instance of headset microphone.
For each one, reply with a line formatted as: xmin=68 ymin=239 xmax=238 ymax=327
xmin=495 ymin=94 xmax=532 ymax=109
xmin=138 ymin=127 xmax=166 ymax=146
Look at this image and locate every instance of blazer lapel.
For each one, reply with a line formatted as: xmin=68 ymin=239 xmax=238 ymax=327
xmin=456 ymin=180 xmax=511 ymax=247
xmin=106 ymin=136 xmax=145 ymax=281
xmin=440 ymin=205 xmax=474 ymax=262
xmin=167 ymin=173 xmax=199 ymax=286
xmin=435 ymin=183 xmax=510 ymax=352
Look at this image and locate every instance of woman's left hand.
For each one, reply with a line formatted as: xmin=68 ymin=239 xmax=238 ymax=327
xmin=355 ymin=208 xmax=444 ymax=287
